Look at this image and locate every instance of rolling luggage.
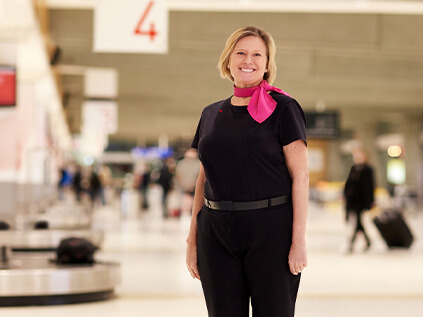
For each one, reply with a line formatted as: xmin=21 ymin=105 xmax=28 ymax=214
xmin=373 ymin=209 xmax=414 ymax=248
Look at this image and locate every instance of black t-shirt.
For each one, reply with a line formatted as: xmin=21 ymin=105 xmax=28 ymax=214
xmin=192 ymin=92 xmax=307 ymax=202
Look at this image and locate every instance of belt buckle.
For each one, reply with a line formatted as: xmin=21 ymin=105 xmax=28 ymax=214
xmin=205 ymin=199 xmax=211 ymax=208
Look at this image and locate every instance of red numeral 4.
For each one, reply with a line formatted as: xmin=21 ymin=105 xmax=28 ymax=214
xmin=134 ymin=1 xmax=157 ymax=41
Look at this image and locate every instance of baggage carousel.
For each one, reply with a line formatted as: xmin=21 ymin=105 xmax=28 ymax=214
xmin=0 ymin=229 xmax=119 ymax=306
xmin=0 ymin=248 xmax=120 ymax=306
xmin=0 ymin=200 xmax=121 ymax=306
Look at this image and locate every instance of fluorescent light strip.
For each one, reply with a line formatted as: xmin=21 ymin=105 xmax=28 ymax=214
xmin=46 ymin=0 xmax=423 ymax=15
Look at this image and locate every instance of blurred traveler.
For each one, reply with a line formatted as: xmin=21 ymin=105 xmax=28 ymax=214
xmin=72 ymin=165 xmax=83 ymax=202
xmin=57 ymin=166 xmax=71 ymax=200
xmin=98 ymin=165 xmax=112 ymax=205
xmin=89 ymin=168 xmax=103 ymax=207
xmin=344 ymin=148 xmax=375 ymax=253
xmin=137 ymin=163 xmax=151 ymax=210
xmin=175 ymin=149 xmax=200 ymax=215
xmin=186 ymin=26 xmax=308 ymax=317
xmin=157 ymin=157 xmax=175 ymax=218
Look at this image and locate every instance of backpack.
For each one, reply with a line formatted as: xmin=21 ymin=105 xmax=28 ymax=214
xmin=56 ymin=237 xmax=96 ymax=264
xmin=0 ymin=221 xmax=10 ymax=230
xmin=34 ymin=220 xmax=49 ymax=230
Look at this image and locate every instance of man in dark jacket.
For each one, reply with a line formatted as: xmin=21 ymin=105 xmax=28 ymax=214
xmin=344 ymin=148 xmax=375 ymax=252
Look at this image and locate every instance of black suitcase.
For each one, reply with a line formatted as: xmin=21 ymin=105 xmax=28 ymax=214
xmin=373 ymin=209 xmax=414 ymax=248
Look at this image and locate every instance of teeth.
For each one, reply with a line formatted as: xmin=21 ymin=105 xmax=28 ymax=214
xmin=241 ymin=68 xmax=254 ymax=73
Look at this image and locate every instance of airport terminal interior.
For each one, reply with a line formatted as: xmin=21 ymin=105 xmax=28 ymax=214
xmin=1 ymin=0 xmax=423 ymax=316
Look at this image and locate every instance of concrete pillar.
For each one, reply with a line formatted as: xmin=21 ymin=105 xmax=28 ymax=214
xmin=403 ymin=117 xmax=423 ymax=189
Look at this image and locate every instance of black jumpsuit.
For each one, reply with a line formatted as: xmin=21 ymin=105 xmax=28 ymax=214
xmin=192 ymin=92 xmax=307 ymax=317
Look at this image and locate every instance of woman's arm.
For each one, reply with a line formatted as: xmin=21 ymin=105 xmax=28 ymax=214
xmin=186 ymin=162 xmax=206 ymax=280
xmin=283 ymin=139 xmax=309 ymax=275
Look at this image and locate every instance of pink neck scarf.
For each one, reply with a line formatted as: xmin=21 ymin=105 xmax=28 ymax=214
xmin=233 ymin=80 xmax=291 ymax=124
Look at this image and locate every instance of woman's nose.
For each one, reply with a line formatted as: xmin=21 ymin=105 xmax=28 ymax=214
xmin=244 ymin=54 xmax=252 ymax=64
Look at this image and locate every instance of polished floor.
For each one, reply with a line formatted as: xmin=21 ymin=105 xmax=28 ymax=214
xmin=2 ymin=186 xmax=423 ymax=316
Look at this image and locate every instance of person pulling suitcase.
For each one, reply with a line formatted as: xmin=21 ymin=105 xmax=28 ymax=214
xmin=344 ymin=148 xmax=375 ymax=253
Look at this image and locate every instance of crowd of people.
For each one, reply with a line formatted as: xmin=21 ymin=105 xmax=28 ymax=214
xmin=57 ymin=149 xmax=201 ymax=218
xmin=57 ymin=164 xmax=111 ymax=207
xmin=134 ymin=149 xmax=201 ymax=218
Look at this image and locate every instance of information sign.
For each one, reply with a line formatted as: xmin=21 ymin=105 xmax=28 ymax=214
xmin=94 ymin=0 xmax=168 ymax=53
xmin=305 ymin=112 xmax=340 ymax=139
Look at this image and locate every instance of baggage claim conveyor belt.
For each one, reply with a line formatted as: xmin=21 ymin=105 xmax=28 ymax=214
xmin=0 ymin=231 xmax=121 ymax=306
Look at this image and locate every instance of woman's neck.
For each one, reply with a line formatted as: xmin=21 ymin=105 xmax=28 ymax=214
xmin=231 ymin=96 xmax=250 ymax=106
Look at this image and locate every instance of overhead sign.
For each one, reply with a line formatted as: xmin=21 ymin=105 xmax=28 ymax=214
xmin=94 ymin=0 xmax=168 ymax=54
xmin=0 ymin=66 xmax=16 ymax=106
xmin=83 ymin=100 xmax=118 ymax=134
xmin=305 ymin=111 xmax=340 ymax=139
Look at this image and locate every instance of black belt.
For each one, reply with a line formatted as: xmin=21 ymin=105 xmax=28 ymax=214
xmin=204 ymin=195 xmax=290 ymax=211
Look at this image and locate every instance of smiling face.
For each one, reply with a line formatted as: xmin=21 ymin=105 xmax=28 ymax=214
xmin=228 ymin=35 xmax=268 ymax=88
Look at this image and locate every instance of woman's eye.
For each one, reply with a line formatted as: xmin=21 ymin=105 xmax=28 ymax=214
xmin=254 ymin=53 xmax=261 ymax=57
xmin=237 ymin=52 xmax=245 ymax=55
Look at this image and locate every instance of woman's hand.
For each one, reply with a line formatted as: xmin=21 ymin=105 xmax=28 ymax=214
xmin=284 ymin=140 xmax=308 ymax=276
xmin=185 ymin=162 xmax=205 ymax=281
xmin=186 ymin=239 xmax=200 ymax=280
xmin=288 ymin=240 xmax=307 ymax=275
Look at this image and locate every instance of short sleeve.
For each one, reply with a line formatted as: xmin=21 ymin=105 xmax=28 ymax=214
xmin=191 ymin=116 xmax=202 ymax=149
xmin=278 ymin=99 xmax=307 ymax=146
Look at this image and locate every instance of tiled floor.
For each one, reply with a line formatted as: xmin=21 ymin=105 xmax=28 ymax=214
xmin=2 ymin=185 xmax=423 ymax=316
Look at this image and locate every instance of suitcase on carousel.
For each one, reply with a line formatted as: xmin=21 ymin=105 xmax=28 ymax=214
xmin=373 ymin=209 xmax=414 ymax=248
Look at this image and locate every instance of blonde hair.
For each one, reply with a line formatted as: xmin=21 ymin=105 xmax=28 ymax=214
xmin=218 ymin=26 xmax=277 ymax=85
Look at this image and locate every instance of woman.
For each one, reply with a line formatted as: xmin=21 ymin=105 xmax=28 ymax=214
xmin=344 ymin=148 xmax=375 ymax=253
xmin=186 ymin=26 xmax=309 ymax=317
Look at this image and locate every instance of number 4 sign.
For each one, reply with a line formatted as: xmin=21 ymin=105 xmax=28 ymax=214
xmin=94 ymin=0 xmax=168 ymax=54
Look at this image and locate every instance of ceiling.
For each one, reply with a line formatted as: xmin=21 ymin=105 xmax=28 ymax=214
xmin=47 ymin=4 xmax=423 ymax=144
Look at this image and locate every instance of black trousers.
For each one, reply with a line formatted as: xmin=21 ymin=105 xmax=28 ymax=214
xmin=348 ymin=209 xmax=371 ymax=248
xmin=196 ymin=203 xmax=301 ymax=317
